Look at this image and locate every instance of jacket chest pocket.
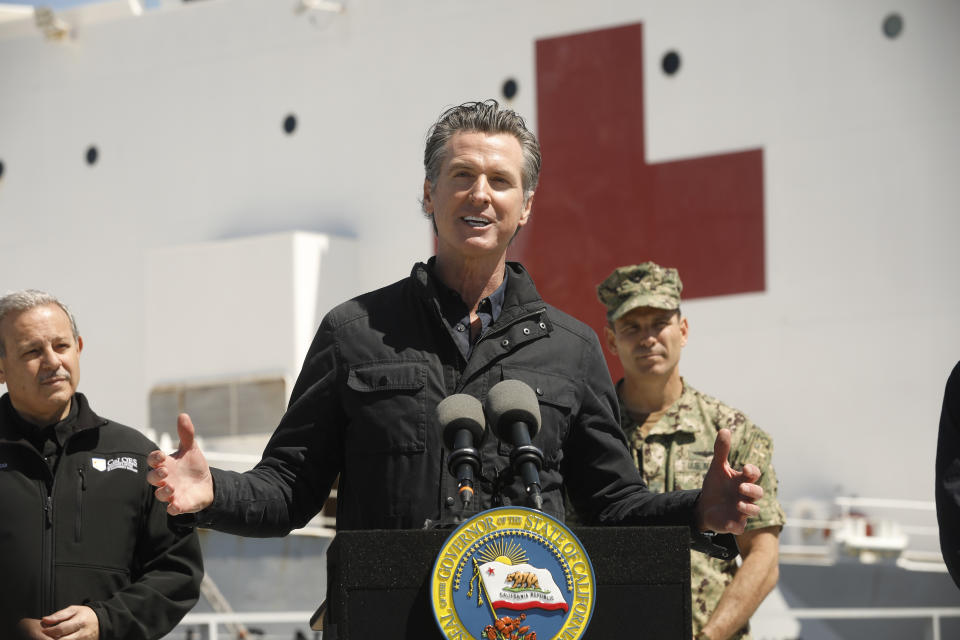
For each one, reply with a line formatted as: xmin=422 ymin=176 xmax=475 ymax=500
xmin=58 ymin=461 xmax=142 ymax=565
xmin=344 ymin=361 xmax=427 ymax=455
xmin=498 ymin=366 xmax=577 ymax=465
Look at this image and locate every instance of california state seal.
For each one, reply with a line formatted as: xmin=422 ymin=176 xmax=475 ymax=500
xmin=431 ymin=507 xmax=595 ymax=640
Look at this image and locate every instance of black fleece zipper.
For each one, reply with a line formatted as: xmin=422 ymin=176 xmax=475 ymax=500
xmin=75 ymin=465 xmax=86 ymax=543
xmin=42 ymin=492 xmax=54 ymax=615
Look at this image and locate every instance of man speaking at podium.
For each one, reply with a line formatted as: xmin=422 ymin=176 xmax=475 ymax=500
xmin=147 ymin=100 xmax=762 ymax=542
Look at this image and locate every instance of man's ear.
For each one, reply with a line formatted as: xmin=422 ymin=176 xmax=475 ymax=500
xmin=518 ymin=192 xmax=534 ymax=228
xmin=679 ymin=316 xmax=689 ymax=347
xmin=77 ymin=336 xmax=84 ymax=355
xmin=603 ymin=326 xmax=618 ymax=355
xmin=422 ymin=179 xmax=434 ymax=215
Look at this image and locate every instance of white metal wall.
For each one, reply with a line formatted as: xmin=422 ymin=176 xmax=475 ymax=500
xmin=0 ymin=0 xmax=958 ymax=504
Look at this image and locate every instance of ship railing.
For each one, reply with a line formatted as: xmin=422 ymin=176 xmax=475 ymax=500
xmin=173 ymin=607 xmax=960 ymax=640
xmin=175 ymin=611 xmax=314 ymax=640
xmin=784 ymin=516 xmax=940 ymax=538
xmin=781 ymin=495 xmax=946 ymax=569
xmin=789 ymin=607 xmax=960 ymax=640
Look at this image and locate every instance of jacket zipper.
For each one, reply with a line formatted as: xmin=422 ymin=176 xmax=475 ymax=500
xmin=9 ymin=441 xmax=57 ymax=615
xmin=42 ymin=492 xmax=54 ymax=615
xmin=4 ymin=414 xmax=102 ymax=617
xmin=75 ymin=465 xmax=86 ymax=543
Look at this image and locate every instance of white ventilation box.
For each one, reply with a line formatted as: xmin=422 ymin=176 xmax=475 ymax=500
xmin=145 ymin=231 xmax=356 ymax=436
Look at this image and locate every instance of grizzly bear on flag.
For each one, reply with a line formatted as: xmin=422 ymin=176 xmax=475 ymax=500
xmin=505 ymin=571 xmax=541 ymax=590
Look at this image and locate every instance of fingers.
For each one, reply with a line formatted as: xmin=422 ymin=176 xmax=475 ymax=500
xmin=146 ymin=414 xmax=213 ymax=515
xmin=153 ymin=482 xmax=186 ymax=515
xmin=739 ymin=478 xmax=764 ymax=502
xmin=148 ymin=412 xmax=196 ymax=467
xmin=740 ymin=462 xmax=761 ymax=483
xmin=737 ymin=461 xmax=764 ymax=505
xmin=145 ymin=456 xmax=167 ymax=490
xmin=738 ymin=500 xmax=761 ymax=518
xmin=712 ymin=428 xmax=732 ymax=467
xmin=154 ymin=483 xmax=173 ymax=502
xmin=145 ymin=459 xmax=169 ymax=488
xmin=176 ymin=413 xmax=196 ymax=452
xmin=39 ymin=605 xmax=98 ymax=640
xmin=40 ymin=606 xmax=74 ymax=626
xmin=39 ymin=607 xmax=78 ymax=639
xmin=146 ymin=449 xmax=166 ymax=469
xmin=153 ymin=484 xmax=186 ymax=516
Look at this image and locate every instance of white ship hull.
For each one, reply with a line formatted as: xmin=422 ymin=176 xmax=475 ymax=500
xmin=3 ymin=1 xmax=960 ymax=638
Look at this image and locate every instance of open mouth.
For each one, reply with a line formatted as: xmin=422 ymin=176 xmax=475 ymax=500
xmin=462 ymin=216 xmax=492 ymax=228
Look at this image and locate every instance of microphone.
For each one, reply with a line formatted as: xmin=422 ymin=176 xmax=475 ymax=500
xmin=484 ymin=379 xmax=544 ymax=510
xmin=437 ymin=393 xmax=486 ymax=509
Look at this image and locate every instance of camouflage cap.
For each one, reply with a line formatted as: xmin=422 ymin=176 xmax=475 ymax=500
xmin=596 ymin=262 xmax=683 ymax=321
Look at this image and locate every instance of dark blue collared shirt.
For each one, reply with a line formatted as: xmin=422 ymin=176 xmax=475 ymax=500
xmin=432 ymin=268 xmax=508 ymax=360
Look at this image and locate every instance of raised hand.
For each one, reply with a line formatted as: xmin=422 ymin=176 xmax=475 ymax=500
xmin=696 ymin=428 xmax=763 ymax=534
xmin=146 ymin=413 xmax=214 ymax=516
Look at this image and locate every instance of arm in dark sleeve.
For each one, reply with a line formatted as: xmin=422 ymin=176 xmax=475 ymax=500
xmin=562 ymin=333 xmax=700 ymax=526
xmin=936 ymin=360 xmax=960 ymax=589
xmin=89 ymin=507 xmax=202 ymax=640
xmin=200 ymin=315 xmax=346 ymax=537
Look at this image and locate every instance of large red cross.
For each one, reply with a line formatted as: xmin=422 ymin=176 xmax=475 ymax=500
xmin=511 ymin=22 xmax=765 ymax=379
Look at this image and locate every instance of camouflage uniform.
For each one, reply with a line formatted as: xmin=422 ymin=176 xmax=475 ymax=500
xmin=598 ymin=262 xmax=786 ymax=640
xmin=617 ymin=381 xmax=786 ymax=640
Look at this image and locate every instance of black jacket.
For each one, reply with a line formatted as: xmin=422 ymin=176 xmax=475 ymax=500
xmin=936 ymin=361 xmax=960 ymax=589
xmin=202 ymin=261 xmax=699 ymax=533
xmin=0 ymin=393 xmax=203 ymax=639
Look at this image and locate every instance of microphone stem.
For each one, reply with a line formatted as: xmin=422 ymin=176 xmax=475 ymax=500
xmin=458 ymin=478 xmax=475 ymax=507
xmin=531 ymin=488 xmax=543 ymax=511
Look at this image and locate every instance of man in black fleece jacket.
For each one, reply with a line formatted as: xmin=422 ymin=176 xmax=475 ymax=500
xmin=0 ymin=290 xmax=202 ymax=640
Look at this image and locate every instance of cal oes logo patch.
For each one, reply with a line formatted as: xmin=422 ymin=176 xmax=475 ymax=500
xmin=431 ymin=507 xmax=595 ymax=640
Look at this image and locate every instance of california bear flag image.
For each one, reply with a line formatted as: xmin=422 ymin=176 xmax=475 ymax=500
xmin=478 ymin=561 xmax=568 ymax=613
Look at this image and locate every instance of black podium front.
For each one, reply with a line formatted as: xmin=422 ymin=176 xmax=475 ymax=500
xmin=320 ymin=526 xmax=691 ymax=639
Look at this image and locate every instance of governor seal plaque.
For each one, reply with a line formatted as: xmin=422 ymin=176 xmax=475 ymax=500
xmin=431 ymin=507 xmax=595 ymax=640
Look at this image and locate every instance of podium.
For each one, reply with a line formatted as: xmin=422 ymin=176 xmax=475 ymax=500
xmin=319 ymin=526 xmax=691 ymax=639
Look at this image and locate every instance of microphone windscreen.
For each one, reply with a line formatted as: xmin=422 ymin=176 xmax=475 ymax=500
xmin=484 ymin=379 xmax=542 ymax=439
xmin=438 ymin=393 xmax=486 ymax=448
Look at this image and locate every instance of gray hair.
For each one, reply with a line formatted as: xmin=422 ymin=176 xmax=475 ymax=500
xmin=422 ymin=99 xmax=542 ymax=212
xmin=0 ymin=290 xmax=79 ymax=358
